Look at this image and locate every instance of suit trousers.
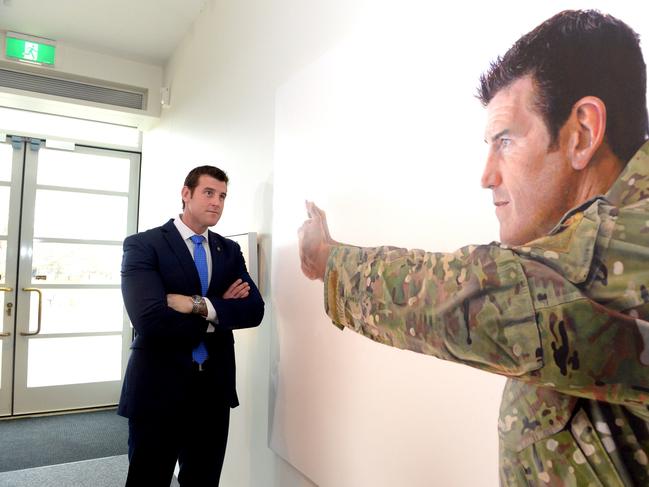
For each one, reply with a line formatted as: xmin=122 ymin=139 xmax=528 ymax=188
xmin=125 ymin=370 xmax=231 ymax=487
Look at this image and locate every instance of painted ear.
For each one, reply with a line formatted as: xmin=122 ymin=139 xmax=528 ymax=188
xmin=570 ymin=96 xmax=606 ymax=170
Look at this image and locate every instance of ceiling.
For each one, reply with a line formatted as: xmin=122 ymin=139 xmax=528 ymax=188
xmin=0 ymin=0 xmax=207 ymax=65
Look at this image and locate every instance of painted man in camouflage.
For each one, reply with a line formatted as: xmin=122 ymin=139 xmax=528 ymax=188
xmin=298 ymin=10 xmax=649 ymax=486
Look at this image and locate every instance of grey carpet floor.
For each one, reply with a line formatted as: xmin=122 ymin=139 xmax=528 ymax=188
xmin=0 ymin=409 xmax=128 ymax=472
xmin=0 ymin=454 xmax=180 ymax=487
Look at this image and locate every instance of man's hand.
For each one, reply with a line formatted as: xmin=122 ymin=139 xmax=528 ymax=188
xmin=223 ymin=279 xmax=250 ymax=299
xmin=167 ymin=293 xmax=193 ymax=314
xmin=298 ymin=201 xmax=337 ymax=281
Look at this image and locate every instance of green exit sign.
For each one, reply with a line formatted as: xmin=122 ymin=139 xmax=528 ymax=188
xmin=5 ymin=33 xmax=56 ymax=65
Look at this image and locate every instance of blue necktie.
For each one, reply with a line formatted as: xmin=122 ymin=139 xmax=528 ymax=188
xmin=190 ymin=235 xmax=209 ymax=365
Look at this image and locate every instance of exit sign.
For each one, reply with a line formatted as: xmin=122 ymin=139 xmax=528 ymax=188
xmin=5 ymin=33 xmax=56 ymax=66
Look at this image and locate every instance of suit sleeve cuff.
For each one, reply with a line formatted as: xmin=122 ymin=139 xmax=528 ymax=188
xmin=204 ymin=298 xmax=218 ymax=331
xmin=324 ymin=245 xmax=347 ymax=330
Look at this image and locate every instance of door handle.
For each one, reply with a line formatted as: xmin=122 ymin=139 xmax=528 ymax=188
xmin=0 ymin=286 xmax=12 ymax=337
xmin=21 ymin=287 xmax=42 ymax=336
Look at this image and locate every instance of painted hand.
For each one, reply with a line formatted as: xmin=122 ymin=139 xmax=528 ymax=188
xmin=298 ymin=201 xmax=336 ymax=281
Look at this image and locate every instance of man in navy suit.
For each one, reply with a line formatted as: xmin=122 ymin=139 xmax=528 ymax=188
xmin=118 ymin=165 xmax=264 ymax=486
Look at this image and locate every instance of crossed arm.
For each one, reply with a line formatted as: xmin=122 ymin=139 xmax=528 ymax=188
xmin=122 ymin=234 xmax=264 ymax=342
xmin=166 ymin=278 xmax=251 ymax=314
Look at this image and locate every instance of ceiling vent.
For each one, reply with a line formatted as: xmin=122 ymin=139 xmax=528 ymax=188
xmin=0 ymin=67 xmax=146 ymax=110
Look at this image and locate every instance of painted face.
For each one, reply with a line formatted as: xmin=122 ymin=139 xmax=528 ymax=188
xmin=181 ymin=175 xmax=227 ymax=234
xmin=482 ymin=76 xmax=580 ymax=246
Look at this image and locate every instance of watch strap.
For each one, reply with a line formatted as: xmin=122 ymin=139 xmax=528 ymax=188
xmin=191 ymin=295 xmax=202 ymax=314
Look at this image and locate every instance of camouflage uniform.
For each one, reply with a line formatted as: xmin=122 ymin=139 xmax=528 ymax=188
xmin=323 ymin=142 xmax=649 ymax=486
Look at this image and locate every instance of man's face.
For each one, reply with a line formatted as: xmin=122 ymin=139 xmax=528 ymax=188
xmin=482 ymin=76 xmax=579 ymax=246
xmin=181 ymin=175 xmax=227 ymax=233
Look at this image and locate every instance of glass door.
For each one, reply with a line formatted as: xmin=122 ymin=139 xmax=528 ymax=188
xmin=1 ymin=136 xmax=139 ymax=415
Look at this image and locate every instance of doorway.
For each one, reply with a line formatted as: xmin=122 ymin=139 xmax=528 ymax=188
xmin=0 ymin=136 xmax=139 ymax=415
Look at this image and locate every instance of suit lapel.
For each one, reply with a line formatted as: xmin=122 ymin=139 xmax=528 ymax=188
xmin=207 ymin=231 xmax=223 ymax=293
xmin=161 ymin=219 xmax=202 ymax=293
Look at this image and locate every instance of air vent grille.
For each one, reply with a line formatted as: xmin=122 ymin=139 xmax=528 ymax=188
xmin=0 ymin=68 xmax=145 ymax=110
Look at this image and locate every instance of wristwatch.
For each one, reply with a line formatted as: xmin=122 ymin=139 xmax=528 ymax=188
xmin=191 ymin=295 xmax=207 ymax=316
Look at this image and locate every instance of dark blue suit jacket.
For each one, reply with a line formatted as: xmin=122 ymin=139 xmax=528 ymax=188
xmin=118 ymin=219 xmax=264 ymax=419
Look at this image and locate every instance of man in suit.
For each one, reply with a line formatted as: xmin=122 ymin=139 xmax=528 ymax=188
xmin=119 ymin=165 xmax=264 ymax=486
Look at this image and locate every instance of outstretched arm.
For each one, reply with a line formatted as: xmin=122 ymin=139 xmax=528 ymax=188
xmin=300 ymin=199 xmax=649 ymax=407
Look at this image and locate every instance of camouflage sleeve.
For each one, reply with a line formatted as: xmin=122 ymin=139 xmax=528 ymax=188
xmin=324 ymin=198 xmax=649 ymax=406
xmin=324 ymin=242 xmax=542 ymax=377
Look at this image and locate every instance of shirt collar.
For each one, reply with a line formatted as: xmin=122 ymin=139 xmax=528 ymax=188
xmin=605 ymin=139 xmax=649 ymax=207
xmin=173 ymin=215 xmax=209 ymax=242
xmin=542 ymin=140 xmax=649 ymax=237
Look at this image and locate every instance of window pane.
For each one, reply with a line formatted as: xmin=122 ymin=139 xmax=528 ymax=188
xmin=0 ymin=143 xmax=11 ymax=182
xmin=0 ymin=187 xmax=8 ymax=236
xmin=27 ymin=336 xmax=122 ymax=387
xmin=34 ymin=190 xmax=128 ymax=240
xmin=32 ymin=242 xmax=122 ymax=284
xmin=37 ymin=149 xmax=131 ymax=192
xmin=33 ymin=289 xmax=123 ymax=334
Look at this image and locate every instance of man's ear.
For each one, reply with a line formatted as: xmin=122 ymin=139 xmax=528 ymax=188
xmin=568 ymin=96 xmax=607 ymax=170
xmin=181 ymin=186 xmax=190 ymax=204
